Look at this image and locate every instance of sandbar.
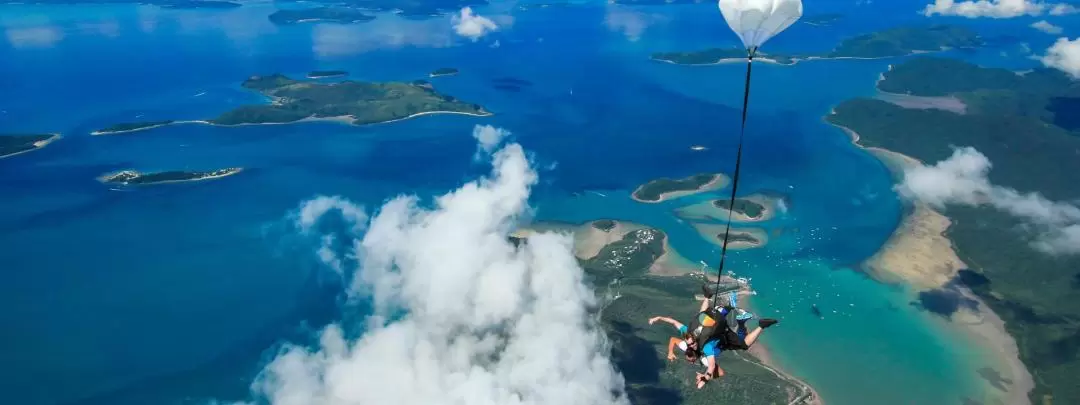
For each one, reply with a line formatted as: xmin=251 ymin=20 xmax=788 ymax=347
xmin=828 ymin=118 xmax=1034 ymax=405
xmin=691 ymin=223 xmax=768 ymax=250
xmin=674 ymin=193 xmax=778 ymax=223
xmin=631 ymin=173 xmax=729 ymax=204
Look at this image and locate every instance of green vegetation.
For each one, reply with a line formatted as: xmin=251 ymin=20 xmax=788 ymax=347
xmin=651 ymin=48 xmax=795 ymax=65
xmin=828 ymin=56 xmax=1080 ymax=404
xmin=802 ymin=13 xmax=843 ymax=27
xmin=308 ymin=70 xmax=348 ymax=79
xmin=0 ymin=133 xmax=57 ymax=158
xmin=206 ymin=73 xmax=488 ymax=126
xmin=632 ymin=173 xmax=721 ymax=202
xmin=99 ymin=168 xmax=242 ymax=185
xmin=93 ymin=120 xmax=175 ymax=135
xmin=653 ymin=24 xmax=982 ymax=66
xmin=714 ymin=198 xmax=766 ymax=219
xmin=829 ymin=25 xmax=982 ymax=58
xmin=430 ymin=67 xmax=459 ymax=77
xmin=268 ymin=8 xmax=375 ymax=25
xmin=592 ymin=219 xmax=617 ymax=232
xmin=573 ymin=226 xmax=812 ymax=404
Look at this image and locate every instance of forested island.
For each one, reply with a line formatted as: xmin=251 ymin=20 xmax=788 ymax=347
xmin=715 ymin=198 xmax=766 ymax=220
xmin=652 ymin=24 xmax=982 ymax=65
xmin=97 ymin=74 xmax=490 ymax=130
xmin=0 ymin=133 xmax=60 ymax=159
xmin=690 ymin=224 xmax=767 ymax=250
xmin=307 ymin=70 xmax=348 ymax=79
xmin=98 ymin=168 xmax=242 ymax=185
xmin=429 ymin=67 xmax=459 ymax=77
xmin=268 ymin=8 xmax=375 ymax=25
xmin=513 ymin=219 xmax=819 ymax=404
xmin=632 ymin=173 xmax=729 ymax=203
xmin=828 ymin=56 xmax=1080 ymax=404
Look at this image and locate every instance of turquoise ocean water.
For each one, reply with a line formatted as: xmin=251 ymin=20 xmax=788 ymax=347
xmin=0 ymin=1 xmax=1058 ymax=404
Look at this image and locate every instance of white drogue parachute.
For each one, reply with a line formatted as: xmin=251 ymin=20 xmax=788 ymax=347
xmin=718 ymin=0 xmax=803 ymax=53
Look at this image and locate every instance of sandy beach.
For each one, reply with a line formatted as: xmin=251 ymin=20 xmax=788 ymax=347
xmin=827 ymin=118 xmax=1034 ymax=405
xmin=674 ymin=193 xmax=778 ymax=223
xmin=631 ymin=173 xmax=730 ymax=204
xmin=0 ymin=133 xmax=61 ymax=159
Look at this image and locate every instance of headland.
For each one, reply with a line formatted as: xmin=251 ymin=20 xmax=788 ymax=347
xmin=0 ymin=133 xmax=61 ymax=159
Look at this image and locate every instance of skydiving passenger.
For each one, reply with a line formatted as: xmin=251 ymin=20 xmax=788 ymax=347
xmin=648 ymin=286 xmax=778 ymax=388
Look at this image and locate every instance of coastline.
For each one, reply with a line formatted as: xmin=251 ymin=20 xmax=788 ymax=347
xmin=90 ymin=110 xmax=493 ymax=135
xmin=826 ymin=118 xmax=1035 ymax=405
xmin=0 ymin=133 xmax=61 ymax=159
xmin=740 ymin=294 xmax=825 ymax=405
xmin=651 ymin=49 xmax=937 ymax=68
xmin=631 ymin=172 xmax=729 ymax=204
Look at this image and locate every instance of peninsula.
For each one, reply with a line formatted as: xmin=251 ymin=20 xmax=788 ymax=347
xmin=631 ymin=173 xmax=729 ymax=203
xmin=98 ymin=168 xmax=242 ymax=185
xmin=0 ymin=133 xmax=60 ymax=159
xmin=511 ymin=219 xmax=822 ymax=404
xmin=268 ymin=8 xmax=375 ymax=25
xmin=674 ymin=193 xmax=781 ymax=222
xmin=652 ymin=24 xmax=982 ymax=66
xmin=307 ymin=70 xmax=347 ymax=79
xmin=828 ymin=56 xmax=1080 ymax=405
xmin=429 ymin=67 xmax=459 ymax=77
xmin=97 ymin=74 xmax=490 ymax=130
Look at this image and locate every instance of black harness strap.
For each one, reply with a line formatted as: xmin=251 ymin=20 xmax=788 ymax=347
xmin=713 ymin=48 xmax=756 ymax=297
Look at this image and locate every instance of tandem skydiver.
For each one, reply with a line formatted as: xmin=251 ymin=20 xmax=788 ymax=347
xmin=648 ymin=286 xmax=778 ymax=389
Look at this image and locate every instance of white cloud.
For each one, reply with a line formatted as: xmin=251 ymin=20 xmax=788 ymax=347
xmin=4 ymin=26 xmax=63 ymax=49
xmin=311 ymin=15 xmax=454 ymax=58
xmin=922 ymin=0 xmax=1078 ymax=18
xmin=244 ymin=129 xmax=629 ymax=405
xmin=1031 ymin=20 xmax=1064 ymax=34
xmin=452 ymin=7 xmax=498 ymax=41
xmin=473 ymin=124 xmax=511 ymax=160
xmin=603 ymin=5 xmax=665 ymax=42
xmin=1040 ymin=37 xmax=1080 ymax=78
xmin=898 ymin=147 xmax=1080 ymax=255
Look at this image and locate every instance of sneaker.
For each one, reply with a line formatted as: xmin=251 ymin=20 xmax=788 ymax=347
xmin=735 ymin=309 xmax=754 ymax=321
xmin=758 ymin=318 xmax=779 ymax=329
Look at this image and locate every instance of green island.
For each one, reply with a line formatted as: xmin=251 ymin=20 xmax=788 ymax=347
xmin=632 ymin=173 xmax=728 ymax=203
xmin=592 ymin=219 xmax=617 ymax=232
xmin=690 ymin=223 xmax=767 ymax=250
xmin=429 ymin=67 xmax=459 ymax=78
xmin=714 ymin=198 xmax=766 ymax=220
xmin=92 ymin=120 xmax=175 ymax=135
xmin=827 ymin=56 xmax=1080 ymax=404
xmin=802 ymin=13 xmax=843 ymax=27
xmin=0 ymin=133 xmax=60 ymax=159
xmin=267 ymin=8 xmax=376 ymax=25
xmin=98 ymin=168 xmax=242 ymax=185
xmin=652 ymin=24 xmax=982 ymax=66
xmin=515 ymin=220 xmax=819 ymax=404
xmin=307 ymin=70 xmax=348 ymax=79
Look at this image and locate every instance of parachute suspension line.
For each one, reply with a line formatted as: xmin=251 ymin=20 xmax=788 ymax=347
xmin=712 ymin=47 xmax=757 ymax=301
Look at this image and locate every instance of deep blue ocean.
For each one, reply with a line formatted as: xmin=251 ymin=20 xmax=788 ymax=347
xmin=0 ymin=1 xmax=1069 ymax=404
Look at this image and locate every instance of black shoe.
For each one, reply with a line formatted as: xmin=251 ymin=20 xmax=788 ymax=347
xmin=701 ymin=284 xmax=714 ymax=299
xmin=758 ymin=319 xmax=779 ymax=329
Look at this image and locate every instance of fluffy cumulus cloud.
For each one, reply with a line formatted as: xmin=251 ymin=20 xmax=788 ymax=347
xmin=1040 ymin=37 xmax=1080 ymax=78
xmin=922 ymin=0 xmax=1078 ymax=18
xmin=897 ymin=147 xmax=1080 ymax=255
xmin=244 ymin=128 xmax=628 ymax=405
xmin=1031 ymin=20 xmax=1064 ymax=34
xmin=4 ymin=26 xmax=63 ymax=49
xmin=472 ymin=124 xmax=512 ymax=159
xmin=452 ymin=7 xmax=498 ymax=41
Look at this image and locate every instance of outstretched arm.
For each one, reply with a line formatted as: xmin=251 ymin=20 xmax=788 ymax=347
xmin=648 ymin=316 xmax=684 ymax=331
xmin=696 ymin=356 xmax=724 ymax=389
xmin=666 ymin=337 xmax=681 ymax=361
